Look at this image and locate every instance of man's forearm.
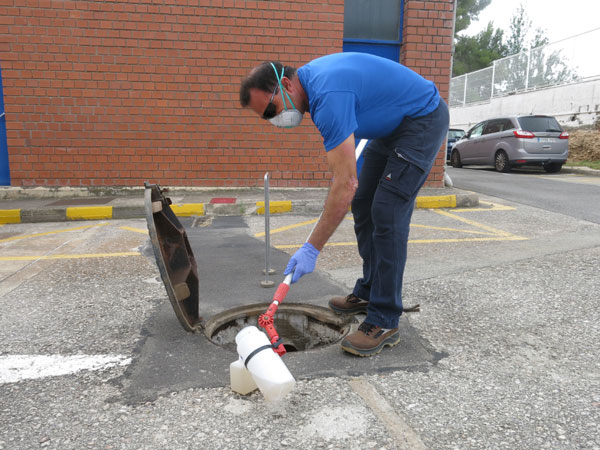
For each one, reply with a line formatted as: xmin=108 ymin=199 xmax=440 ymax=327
xmin=307 ymin=173 xmax=358 ymax=251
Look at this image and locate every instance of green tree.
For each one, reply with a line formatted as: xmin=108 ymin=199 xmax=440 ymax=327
xmin=453 ymin=2 xmax=578 ymax=87
xmin=454 ymin=0 xmax=492 ymax=34
xmin=492 ymin=5 xmax=577 ymax=94
xmin=504 ymin=5 xmax=548 ymax=55
xmin=453 ymin=23 xmax=506 ymax=76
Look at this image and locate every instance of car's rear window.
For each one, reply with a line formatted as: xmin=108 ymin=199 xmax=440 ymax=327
xmin=517 ymin=116 xmax=562 ymax=132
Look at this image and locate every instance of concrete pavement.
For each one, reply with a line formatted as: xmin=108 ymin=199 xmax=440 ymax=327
xmin=1 ymin=184 xmax=599 ymax=449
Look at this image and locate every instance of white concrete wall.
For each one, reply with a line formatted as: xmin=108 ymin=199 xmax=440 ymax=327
xmin=449 ymin=78 xmax=600 ymax=132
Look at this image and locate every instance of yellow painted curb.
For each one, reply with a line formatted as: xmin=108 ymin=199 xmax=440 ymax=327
xmin=0 ymin=209 xmax=21 ymax=224
xmin=66 ymin=206 xmax=113 ymax=220
xmin=416 ymin=195 xmax=457 ymax=209
xmin=170 ymin=203 xmax=205 ymax=217
xmin=256 ymin=200 xmax=293 ymax=214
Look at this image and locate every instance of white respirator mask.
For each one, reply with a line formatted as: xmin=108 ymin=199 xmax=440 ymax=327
xmin=268 ymin=63 xmax=303 ymax=129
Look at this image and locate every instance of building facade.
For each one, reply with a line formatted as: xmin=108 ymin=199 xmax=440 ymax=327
xmin=0 ymin=0 xmax=454 ymax=188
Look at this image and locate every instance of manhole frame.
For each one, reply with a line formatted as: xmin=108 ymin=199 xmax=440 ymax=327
xmin=204 ymin=302 xmax=354 ymax=352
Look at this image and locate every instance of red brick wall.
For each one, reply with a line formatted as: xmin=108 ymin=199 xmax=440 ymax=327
xmin=401 ymin=0 xmax=455 ymax=187
xmin=1 ymin=0 xmax=454 ymax=188
xmin=1 ymin=0 xmax=342 ymax=187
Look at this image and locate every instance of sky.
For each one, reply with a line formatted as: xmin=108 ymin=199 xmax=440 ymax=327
xmin=462 ymin=0 xmax=600 ymax=43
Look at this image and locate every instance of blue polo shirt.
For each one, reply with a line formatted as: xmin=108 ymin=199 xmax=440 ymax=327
xmin=297 ymin=52 xmax=440 ymax=151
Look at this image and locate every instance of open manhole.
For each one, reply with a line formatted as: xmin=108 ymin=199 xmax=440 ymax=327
xmin=205 ymin=303 xmax=351 ymax=353
xmin=143 ymin=183 xmax=352 ymax=352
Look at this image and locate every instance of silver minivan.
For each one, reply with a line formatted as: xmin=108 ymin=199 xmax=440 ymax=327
xmin=450 ymin=115 xmax=569 ymax=173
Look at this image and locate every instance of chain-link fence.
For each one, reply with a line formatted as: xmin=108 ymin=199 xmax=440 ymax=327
xmin=450 ymin=27 xmax=600 ymax=107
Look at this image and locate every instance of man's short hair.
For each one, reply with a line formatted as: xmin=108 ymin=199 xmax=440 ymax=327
xmin=239 ymin=62 xmax=297 ymax=107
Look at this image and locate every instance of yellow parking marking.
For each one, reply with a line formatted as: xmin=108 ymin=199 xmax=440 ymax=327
xmin=0 ymin=252 xmax=141 ymax=261
xmin=0 ymin=223 xmax=110 ymax=244
xmin=66 ymin=206 xmax=113 ymax=220
xmin=119 ymin=226 xmax=148 ymax=234
xmin=275 ymin=235 xmax=527 ymax=250
xmin=411 ymin=223 xmax=497 ymax=236
xmin=254 ymin=218 xmax=318 ymax=237
xmin=257 ymin=216 xmax=501 ymax=240
xmin=256 ymin=200 xmax=293 ymax=214
xmin=0 ymin=209 xmax=21 ymax=224
xmin=453 ymin=200 xmax=516 ymax=213
xmin=433 ymin=209 xmax=519 ymax=238
xmin=408 ymin=236 xmax=527 ymax=244
xmin=270 ymin=201 xmax=526 ymax=250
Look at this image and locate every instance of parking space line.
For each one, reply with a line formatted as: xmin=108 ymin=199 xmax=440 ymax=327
xmin=411 ymin=223 xmax=497 ymax=236
xmin=453 ymin=200 xmax=516 ymax=212
xmin=409 ymin=236 xmax=527 ymax=243
xmin=0 ymin=252 xmax=141 ymax=261
xmin=433 ymin=209 xmax=522 ymax=238
xmin=0 ymin=223 xmax=110 ymax=244
xmin=254 ymin=218 xmax=318 ymax=237
xmin=0 ymin=354 xmax=132 ymax=384
xmin=119 ymin=226 xmax=148 ymax=234
xmin=276 ymin=242 xmax=356 ymax=249
xmin=275 ymin=234 xmax=527 ymax=250
xmin=271 ymin=204 xmax=526 ymax=250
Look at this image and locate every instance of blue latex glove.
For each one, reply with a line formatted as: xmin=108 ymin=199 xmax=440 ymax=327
xmin=284 ymin=242 xmax=320 ymax=284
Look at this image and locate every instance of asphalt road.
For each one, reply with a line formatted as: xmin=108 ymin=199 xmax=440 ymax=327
xmin=447 ymin=166 xmax=600 ymax=224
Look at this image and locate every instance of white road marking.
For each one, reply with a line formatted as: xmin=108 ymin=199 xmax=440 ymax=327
xmin=0 ymin=354 xmax=132 ymax=384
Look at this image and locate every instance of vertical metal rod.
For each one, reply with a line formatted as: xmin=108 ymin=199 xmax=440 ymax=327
xmin=261 ymin=172 xmax=275 ymax=287
xmin=264 ymin=172 xmax=271 ymax=279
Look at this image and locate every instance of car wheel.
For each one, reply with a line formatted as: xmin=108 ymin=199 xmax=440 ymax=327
xmin=544 ymin=163 xmax=563 ymax=173
xmin=495 ymin=150 xmax=511 ymax=173
xmin=450 ymin=150 xmax=462 ymax=168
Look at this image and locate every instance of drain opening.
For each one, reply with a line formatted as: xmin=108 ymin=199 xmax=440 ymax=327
xmin=205 ymin=303 xmax=352 ymax=353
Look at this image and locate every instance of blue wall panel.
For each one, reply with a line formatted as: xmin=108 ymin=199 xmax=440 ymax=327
xmin=0 ymin=63 xmax=9 ymax=186
xmin=342 ymin=42 xmax=400 ymax=62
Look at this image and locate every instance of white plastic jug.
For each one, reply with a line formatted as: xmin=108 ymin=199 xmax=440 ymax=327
xmin=232 ymin=326 xmax=295 ymax=402
xmin=230 ymin=358 xmax=258 ymax=395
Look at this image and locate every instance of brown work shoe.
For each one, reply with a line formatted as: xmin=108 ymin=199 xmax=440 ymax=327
xmin=341 ymin=321 xmax=400 ymax=357
xmin=328 ymin=293 xmax=369 ymax=315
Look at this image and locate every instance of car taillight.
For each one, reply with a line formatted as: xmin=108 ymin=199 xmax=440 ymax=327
xmin=559 ymin=131 xmax=569 ymax=139
xmin=513 ymin=130 xmax=535 ymax=139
